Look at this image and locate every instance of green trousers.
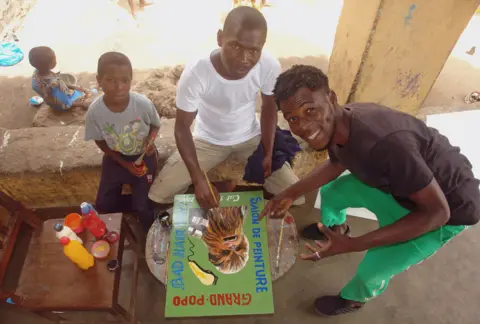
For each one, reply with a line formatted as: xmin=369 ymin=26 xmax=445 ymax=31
xmin=320 ymin=174 xmax=467 ymax=302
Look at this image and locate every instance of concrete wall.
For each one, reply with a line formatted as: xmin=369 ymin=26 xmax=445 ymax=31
xmin=0 ymin=115 xmax=327 ymax=208
xmin=329 ymin=0 xmax=479 ymax=115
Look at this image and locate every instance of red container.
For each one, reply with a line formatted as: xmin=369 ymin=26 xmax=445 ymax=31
xmin=80 ymin=202 xmax=106 ymax=239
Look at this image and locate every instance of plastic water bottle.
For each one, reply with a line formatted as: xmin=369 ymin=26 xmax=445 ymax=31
xmin=151 ymin=211 xmax=171 ymax=265
xmin=60 ymin=237 xmax=94 ymax=270
xmin=80 ymin=202 xmax=106 ymax=239
xmin=53 ymin=223 xmax=83 ymax=244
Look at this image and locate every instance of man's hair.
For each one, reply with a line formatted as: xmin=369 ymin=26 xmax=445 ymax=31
xmin=273 ymin=65 xmax=330 ymax=107
xmin=223 ymin=6 xmax=267 ymax=35
xmin=28 ymin=46 xmax=55 ymax=71
xmin=97 ymin=52 xmax=132 ymax=77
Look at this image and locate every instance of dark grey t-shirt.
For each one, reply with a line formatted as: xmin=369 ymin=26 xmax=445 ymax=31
xmin=85 ymin=92 xmax=161 ymax=156
xmin=328 ymin=103 xmax=480 ymax=226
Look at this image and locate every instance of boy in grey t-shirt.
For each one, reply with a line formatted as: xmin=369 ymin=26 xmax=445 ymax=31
xmin=84 ymin=52 xmax=161 ymax=231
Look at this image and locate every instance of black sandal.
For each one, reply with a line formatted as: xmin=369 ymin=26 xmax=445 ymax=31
xmin=314 ymin=295 xmax=363 ymax=317
xmin=301 ymin=223 xmax=351 ymax=241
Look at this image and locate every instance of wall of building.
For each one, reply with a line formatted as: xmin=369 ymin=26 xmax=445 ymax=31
xmin=328 ymin=0 xmax=479 ymax=115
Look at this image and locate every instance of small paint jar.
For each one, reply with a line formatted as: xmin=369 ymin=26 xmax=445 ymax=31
xmin=105 ymin=231 xmax=120 ymax=244
xmin=91 ymin=240 xmax=110 ymax=260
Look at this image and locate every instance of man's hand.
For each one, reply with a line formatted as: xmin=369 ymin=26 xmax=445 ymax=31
xmin=124 ymin=162 xmax=146 ymax=177
xmin=194 ymin=178 xmax=220 ymax=209
xmin=260 ymin=193 xmax=293 ymax=220
xmin=300 ymin=223 xmax=354 ymax=261
xmin=262 ymin=155 xmax=272 ymax=178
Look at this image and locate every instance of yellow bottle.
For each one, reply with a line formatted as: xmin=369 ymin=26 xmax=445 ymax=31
xmin=59 ymin=236 xmax=95 ymax=270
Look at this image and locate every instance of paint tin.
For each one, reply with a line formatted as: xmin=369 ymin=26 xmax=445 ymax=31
xmin=105 ymin=231 xmax=119 ymax=244
xmin=91 ymin=240 xmax=110 ymax=260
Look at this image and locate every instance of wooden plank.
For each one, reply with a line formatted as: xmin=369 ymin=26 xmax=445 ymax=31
xmin=0 ymin=212 xmax=22 ymax=285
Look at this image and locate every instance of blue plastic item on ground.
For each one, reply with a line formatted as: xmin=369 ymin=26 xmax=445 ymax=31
xmin=29 ymin=96 xmax=44 ymax=107
xmin=0 ymin=42 xmax=24 ymax=67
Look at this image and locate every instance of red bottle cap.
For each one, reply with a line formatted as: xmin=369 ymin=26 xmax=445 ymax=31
xmin=59 ymin=236 xmax=71 ymax=245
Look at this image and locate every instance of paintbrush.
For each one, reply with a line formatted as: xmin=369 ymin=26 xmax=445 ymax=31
xmin=203 ymin=170 xmax=219 ymax=205
xmin=203 ymin=170 xmax=222 ymax=220
xmin=135 ymin=132 xmax=157 ymax=166
xmin=275 ymin=217 xmax=285 ymax=270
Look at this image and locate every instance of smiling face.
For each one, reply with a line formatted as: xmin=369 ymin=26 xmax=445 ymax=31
xmin=217 ymin=28 xmax=265 ymax=79
xmin=279 ymin=87 xmax=337 ymax=150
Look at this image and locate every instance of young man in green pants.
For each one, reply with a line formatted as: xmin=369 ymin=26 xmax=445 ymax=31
xmin=261 ymin=65 xmax=480 ymax=316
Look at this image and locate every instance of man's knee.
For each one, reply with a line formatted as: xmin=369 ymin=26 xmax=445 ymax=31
xmin=148 ymin=178 xmax=177 ymax=204
xmin=148 ymin=152 xmax=193 ymax=203
xmin=265 ymin=164 xmax=305 ymax=206
xmin=292 ymin=195 xmax=306 ymax=206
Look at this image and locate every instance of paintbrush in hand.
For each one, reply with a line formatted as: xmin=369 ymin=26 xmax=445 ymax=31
xmin=203 ymin=170 xmax=222 ymax=219
xmin=135 ymin=132 xmax=157 ymax=166
xmin=203 ymin=170 xmax=219 ymax=205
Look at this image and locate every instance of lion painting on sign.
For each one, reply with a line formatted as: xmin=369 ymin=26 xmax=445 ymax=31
xmin=188 ymin=206 xmax=249 ymax=274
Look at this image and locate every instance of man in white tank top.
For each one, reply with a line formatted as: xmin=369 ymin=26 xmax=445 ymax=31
xmin=148 ymin=6 xmax=305 ymax=208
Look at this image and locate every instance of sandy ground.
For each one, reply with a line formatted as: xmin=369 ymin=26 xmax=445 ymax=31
xmin=2 ymin=0 xmax=478 ymax=129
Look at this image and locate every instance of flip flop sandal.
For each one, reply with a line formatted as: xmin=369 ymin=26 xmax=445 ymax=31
xmin=301 ymin=223 xmax=351 ymax=241
xmin=314 ymin=295 xmax=363 ymax=317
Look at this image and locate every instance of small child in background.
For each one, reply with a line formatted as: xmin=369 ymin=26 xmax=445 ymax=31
xmin=29 ymin=46 xmax=92 ymax=111
xmin=84 ymin=51 xmax=161 ymax=231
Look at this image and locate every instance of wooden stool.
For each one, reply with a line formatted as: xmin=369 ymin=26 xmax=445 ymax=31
xmin=0 ymin=195 xmax=141 ymax=324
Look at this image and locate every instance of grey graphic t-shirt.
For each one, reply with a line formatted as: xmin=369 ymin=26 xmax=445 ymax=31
xmin=84 ymin=92 xmax=161 ymax=156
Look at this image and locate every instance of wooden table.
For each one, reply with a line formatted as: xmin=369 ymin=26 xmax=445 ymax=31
xmin=145 ymin=214 xmax=300 ymax=285
xmin=14 ymin=213 xmax=140 ymax=323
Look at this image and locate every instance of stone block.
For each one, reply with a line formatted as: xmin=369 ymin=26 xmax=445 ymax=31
xmin=1 ymin=113 xmax=327 ymax=208
xmin=32 ymin=105 xmax=86 ymax=127
xmin=0 ymin=119 xmax=176 ymax=208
